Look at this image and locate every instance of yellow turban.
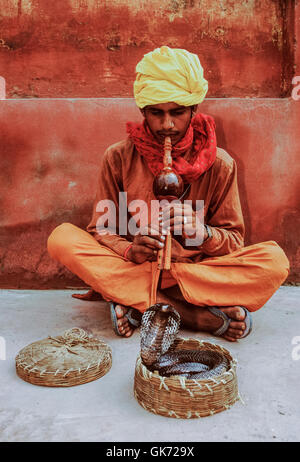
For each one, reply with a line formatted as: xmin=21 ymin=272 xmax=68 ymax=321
xmin=134 ymin=46 xmax=208 ymax=108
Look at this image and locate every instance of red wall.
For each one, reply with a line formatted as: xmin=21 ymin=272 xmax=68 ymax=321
xmin=0 ymin=98 xmax=299 ymax=288
xmin=0 ymin=0 xmax=295 ymax=98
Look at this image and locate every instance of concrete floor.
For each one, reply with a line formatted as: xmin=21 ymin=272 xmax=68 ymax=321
xmin=0 ymin=287 xmax=299 ymax=442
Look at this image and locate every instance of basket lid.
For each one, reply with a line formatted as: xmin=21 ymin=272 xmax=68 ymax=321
xmin=15 ymin=327 xmax=112 ymax=387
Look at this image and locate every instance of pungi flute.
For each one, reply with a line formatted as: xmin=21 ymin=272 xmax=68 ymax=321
xmin=152 ymin=136 xmax=184 ymax=297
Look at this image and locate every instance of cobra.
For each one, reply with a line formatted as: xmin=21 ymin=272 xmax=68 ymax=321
xmin=140 ymin=303 xmax=229 ymax=379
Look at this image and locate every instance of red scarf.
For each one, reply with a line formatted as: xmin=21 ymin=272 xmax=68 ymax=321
xmin=126 ymin=113 xmax=217 ymax=183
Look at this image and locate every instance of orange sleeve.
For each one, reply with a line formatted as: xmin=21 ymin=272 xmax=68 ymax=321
xmin=200 ymin=158 xmax=245 ymax=256
xmin=86 ymin=146 xmax=132 ymax=257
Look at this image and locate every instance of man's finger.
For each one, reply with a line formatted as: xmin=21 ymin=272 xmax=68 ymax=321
xmin=136 ymin=235 xmax=165 ymax=250
xmin=148 ymin=227 xmax=166 ymax=242
xmin=133 ymin=244 xmax=157 ymax=256
xmin=162 ymin=206 xmax=194 ymax=221
xmin=140 ymin=223 xmax=166 ymax=242
xmin=162 ymin=215 xmax=191 ymax=229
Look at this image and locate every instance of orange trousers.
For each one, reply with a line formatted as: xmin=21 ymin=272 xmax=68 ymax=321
xmin=47 ymin=223 xmax=290 ymax=313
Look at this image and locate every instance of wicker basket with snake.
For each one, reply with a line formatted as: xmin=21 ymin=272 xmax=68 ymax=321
xmin=140 ymin=302 xmax=230 ymax=379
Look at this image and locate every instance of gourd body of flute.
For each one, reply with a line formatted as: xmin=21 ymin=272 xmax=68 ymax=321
xmin=153 ymin=167 xmax=183 ymax=201
xmin=153 ymin=137 xmax=184 ymax=201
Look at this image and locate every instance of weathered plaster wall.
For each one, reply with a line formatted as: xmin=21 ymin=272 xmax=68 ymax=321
xmin=0 ymin=0 xmax=295 ymax=98
xmin=0 ymin=1 xmax=299 ymax=288
xmin=0 ymin=98 xmax=299 ymax=288
xmin=296 ymin=0 xmax=300 ymax=74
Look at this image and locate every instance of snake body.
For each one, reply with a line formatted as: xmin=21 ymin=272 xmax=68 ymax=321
xmin=140 ymin=303 xmax=229 ymax=380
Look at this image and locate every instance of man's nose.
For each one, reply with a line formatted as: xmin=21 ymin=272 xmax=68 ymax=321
xmin=162 ymin=114 xmax=175 ymax=130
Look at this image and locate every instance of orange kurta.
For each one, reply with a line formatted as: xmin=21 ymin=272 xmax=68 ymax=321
xmin=48 ymin=139 xmax=290 ymax=312
xmin=87 ymin=139 xmax=245 ymax=260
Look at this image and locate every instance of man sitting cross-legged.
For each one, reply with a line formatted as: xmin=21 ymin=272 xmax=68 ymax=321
xmin=47 ymin=46 xmax=289 ymax=341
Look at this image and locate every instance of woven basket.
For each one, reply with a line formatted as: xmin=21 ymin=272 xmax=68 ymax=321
xmin=134 ymin=337 xmax=239 ymax=418
xmin=15 ymin=327 xmax=112 ymax=387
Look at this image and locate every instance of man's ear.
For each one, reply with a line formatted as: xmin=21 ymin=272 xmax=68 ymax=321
xmin=139 ymin=108 xmax=146 ymax=117
xmin=191 ymin=105 xmax=198 ymax=115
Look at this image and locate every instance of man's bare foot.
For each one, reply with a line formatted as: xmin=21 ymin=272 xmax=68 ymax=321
xmin=114 ymin=304 xmax=135 ymax=338
xmin=157 ymin=290 xmax=247 ymax=342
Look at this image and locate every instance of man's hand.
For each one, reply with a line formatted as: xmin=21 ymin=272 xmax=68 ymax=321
xmin=161 ymin=202 xmax=207 ymax=242
xmin=127 ymin=224 xmax=166 ymax=264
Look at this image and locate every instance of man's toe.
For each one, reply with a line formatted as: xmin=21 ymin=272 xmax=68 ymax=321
xmin=229 ymin=321 xmax=246 ymax=330
xmin=115 ymin=304 xmax=126 ymax=318
xmin=234 ymin=306 xmax=246 ymax=320
xmin=117 ymin=316 xmax=126 ymax=325
xmin=222 ymin=333 xmax=237 ymax=342
xmin=222 ymin=306 xmax=245 ymax=321
xmin=124 ymin=329 xmax=134 ymax=338
xmin=227 ymin=327 xmax=244 ymax=338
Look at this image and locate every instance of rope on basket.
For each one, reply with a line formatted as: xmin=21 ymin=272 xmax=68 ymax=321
xmin=49 ymin=327 xmax=90 ymax=346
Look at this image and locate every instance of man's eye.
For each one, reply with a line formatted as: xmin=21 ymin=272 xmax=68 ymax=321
xmin=172 ymin=110 xmax=186 ymax=116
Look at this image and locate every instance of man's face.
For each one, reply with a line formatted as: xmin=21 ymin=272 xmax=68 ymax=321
xmin=142 ymin=102 xmax=195 ymax=145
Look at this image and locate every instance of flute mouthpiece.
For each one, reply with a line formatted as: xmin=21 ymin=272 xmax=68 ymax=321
xmin=164 ymin=136 xmax=172 ymax=151
xmin=163 ymin=136 xmax=172 ymax=168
